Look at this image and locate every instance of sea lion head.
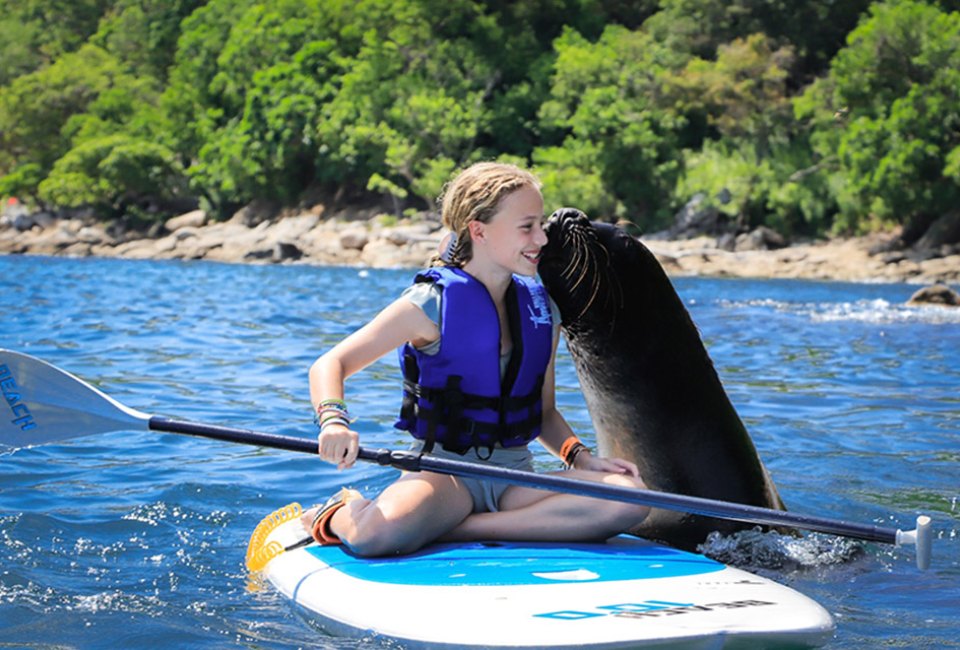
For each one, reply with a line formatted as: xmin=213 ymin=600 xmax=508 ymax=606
xmin=540 ymin=208 xmax=666 ymax=341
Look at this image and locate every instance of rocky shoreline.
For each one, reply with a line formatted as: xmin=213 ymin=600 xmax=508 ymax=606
xmin=2 ymin=207 xmax=959 ymax=293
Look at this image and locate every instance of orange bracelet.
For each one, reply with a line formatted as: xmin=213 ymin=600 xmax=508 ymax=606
xmin=559 ymin=436 xmax=582 ymax=464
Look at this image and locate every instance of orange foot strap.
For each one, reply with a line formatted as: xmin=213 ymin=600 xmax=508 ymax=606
xmin=310 ymin=488 xmax=361 ymax=545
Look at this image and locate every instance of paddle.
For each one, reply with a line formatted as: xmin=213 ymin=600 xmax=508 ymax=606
xmin=1 ymin=348 xmax=932 ymax=569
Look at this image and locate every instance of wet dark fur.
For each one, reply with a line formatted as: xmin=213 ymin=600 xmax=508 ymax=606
xmin=540 ymin=208 xmax=785 ymax=550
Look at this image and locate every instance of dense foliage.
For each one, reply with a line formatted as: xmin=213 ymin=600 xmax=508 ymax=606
xmin=1 ymin=0 xmax=958 ymax=238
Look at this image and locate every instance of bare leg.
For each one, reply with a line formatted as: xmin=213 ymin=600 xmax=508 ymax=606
xmin=300 ymin=471 xmax=475 ymax=557
xmin=440 ymin=470 xmax=650 ymax=543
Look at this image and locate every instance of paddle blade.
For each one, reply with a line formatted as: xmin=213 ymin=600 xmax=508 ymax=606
xmin=0 ymin=349 xmax=150 ymax=450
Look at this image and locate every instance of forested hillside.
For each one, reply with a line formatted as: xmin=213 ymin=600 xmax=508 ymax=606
xmin=1 ymin=0 xmax=958 ymax=241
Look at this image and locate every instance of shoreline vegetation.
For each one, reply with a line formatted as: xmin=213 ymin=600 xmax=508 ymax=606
xmin=3 ymin=1 xmax=960 ymax=284
xmin=3 ymin=205 xmax=959 ymax=304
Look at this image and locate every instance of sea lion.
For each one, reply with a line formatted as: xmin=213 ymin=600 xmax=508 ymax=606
xmin=539 ymin=208 xmax=785 ymax=551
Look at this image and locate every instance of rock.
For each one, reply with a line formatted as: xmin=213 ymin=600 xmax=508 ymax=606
xmin=360 ymin=238 xmax=422 ymax=268
xmin=2 ymin=211 xmax=56 ymax=231
xmin=671 ymin=193 xmax=720 ymax=238
xmin=1 ymin=199 xmax=955 ymax=283
xmin=735 ymin=226 xmax=787 ymax=251
xmin=76 ymin=225 xmax=111 ymax=245
xmin=33 ymin=212 xmax=57 ymax=230
xmin=243 ymin=247 xmax=274 ymax=261
xmin=716 ymin=232 xmax=737 ymax=251
xmin=204 ymin=223 xmax=265 ymax=262
xmin=914 ymin=211 xmax=960 ymax=251
xmin=383 ymin=223 xmax=434 ymax=246
xmin=229 ymin=199 xmax=280 ymax=227
xmin=339 ymin=228 xmax=369 ymax=250
xmin=174 ymin=226 xmax=199 ymax=240
xmin=165 ymin=209 xmax=207 ymax=232
xmin=269 ymin=213 xmax=320 ymax=240
xmin=868 ymin=234 xmax=905 ymax=256
xmin=906 ymin=284 xmax=960 ymax=307
xmin=273 ymin=241 xmax=303 ymax=262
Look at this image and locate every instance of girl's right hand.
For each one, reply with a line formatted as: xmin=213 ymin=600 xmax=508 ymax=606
xmin=317 ymin=424 xmax=360 ymax=470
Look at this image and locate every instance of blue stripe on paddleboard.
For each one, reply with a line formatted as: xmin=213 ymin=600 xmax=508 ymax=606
xmin=305 ymin=540 xmax=723 ymax=586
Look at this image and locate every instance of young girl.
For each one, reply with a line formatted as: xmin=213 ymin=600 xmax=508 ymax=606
xmin=302 ymin=162 xmax=649 ymax=557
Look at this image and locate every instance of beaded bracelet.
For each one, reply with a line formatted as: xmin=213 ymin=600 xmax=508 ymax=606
xmin=313 ymin=399 xmax=354 ymax=433
xmin=318 ymin=416 xmax=351 ymax=435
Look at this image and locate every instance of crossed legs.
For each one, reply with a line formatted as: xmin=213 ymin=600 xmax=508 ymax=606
xmin=300 ymin=469 xmax=649 ymax=557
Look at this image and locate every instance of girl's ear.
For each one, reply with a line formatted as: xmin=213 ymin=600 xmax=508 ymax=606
xmin=467 ymin=220 xmax=485 ymax=243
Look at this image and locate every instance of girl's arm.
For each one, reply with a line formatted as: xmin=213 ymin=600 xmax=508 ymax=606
xmin=537 ymin=328 xmax=639 ymax=476
xmin=310 ymin=297 xmax=438 ymax=469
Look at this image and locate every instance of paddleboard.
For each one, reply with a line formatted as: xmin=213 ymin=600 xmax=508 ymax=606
xmin=259 ymin=516 xmax=835 ymax=649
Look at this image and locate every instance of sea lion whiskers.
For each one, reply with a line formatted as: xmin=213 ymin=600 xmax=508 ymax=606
xmin=559 ymin=227 xmax=613 ymax=327
xmin=583 ymin=238 xmax=625 ymax=333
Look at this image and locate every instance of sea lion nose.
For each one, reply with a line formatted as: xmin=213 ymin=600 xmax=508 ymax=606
xmin=547 ymin=207 xmax=589 ymax=228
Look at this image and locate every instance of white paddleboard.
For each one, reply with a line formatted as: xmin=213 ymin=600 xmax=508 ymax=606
xmin=261 ymin=518 xmax=834 ymax=649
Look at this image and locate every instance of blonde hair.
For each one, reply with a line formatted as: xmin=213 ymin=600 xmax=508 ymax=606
xmin=431 ymin=162 xmax=541 ymax=267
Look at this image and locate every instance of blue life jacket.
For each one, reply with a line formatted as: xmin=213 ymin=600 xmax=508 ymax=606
xmin=395 ymin=267 xmax=554 ymax=456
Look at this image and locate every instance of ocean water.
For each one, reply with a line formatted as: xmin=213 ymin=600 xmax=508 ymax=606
xmin=1 ymin=254 xmax=958 ymax=649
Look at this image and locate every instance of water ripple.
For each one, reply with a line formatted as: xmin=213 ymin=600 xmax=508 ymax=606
xmin=2 ymin=257 xmax=958 ymax=649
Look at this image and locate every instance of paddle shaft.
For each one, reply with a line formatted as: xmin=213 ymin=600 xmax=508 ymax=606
xmin=2 ymin=348 xmax=927 ymax=565
xmin=149 ymin=416 xmax=900 ymax=545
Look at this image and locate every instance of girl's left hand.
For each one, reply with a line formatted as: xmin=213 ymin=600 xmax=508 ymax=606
xmin=574 ymin=451 xmax=639 ymax=477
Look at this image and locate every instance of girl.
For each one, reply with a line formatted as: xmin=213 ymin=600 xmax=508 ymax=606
xmin=302 ymin=162 xmax=649 ymax=557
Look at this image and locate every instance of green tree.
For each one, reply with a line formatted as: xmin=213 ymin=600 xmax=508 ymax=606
xmin=668 ymin=33 xmax=824 ymax=234
xmin=0 ymin=18 xmax=43 ymax=86
xmin=0 ymin=0 xmax=117 ymax=77
xmin=314 ymin=5 xmax=494 ymax=211
xmin=188 ymin=39 xmax=339 ymax=208
xmin=92 ymin=0 xmax=209 ymax=81
xmin=645 ymin=0 xmax=872 ymax=81
xmin=798 ymin=0 xmax=960 ymax=234
xmin=157 ymin=0 xmax=257 ymax=177
xmin=535 ymin=25 xmax=688 ymax=226
xmin=675 ymin=33 xmax=794 ymax=159
xmin=37 ymin=135 xmax=187 ymax=215
xmin=0 ymin=44 xmax=140 ymax=177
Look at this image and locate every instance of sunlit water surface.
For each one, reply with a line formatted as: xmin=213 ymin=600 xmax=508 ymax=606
xmin=1 ymin=255 xmax=958 ymax=649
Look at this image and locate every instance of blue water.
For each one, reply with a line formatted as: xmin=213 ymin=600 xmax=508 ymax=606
xmin=1 ymin=254 xmax=958 ymax=649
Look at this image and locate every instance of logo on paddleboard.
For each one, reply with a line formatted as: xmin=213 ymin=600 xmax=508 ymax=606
xmin=534 ymin=599 xmax=777 ymax=621
xmin=0 ymin=364 xmax=36 ymax=431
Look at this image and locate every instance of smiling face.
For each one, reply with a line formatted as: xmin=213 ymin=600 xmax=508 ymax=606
xmin=468 ymin=185 xmax=546 ymax=277
xmin=436 ymin=162 xmax=543 ymax=273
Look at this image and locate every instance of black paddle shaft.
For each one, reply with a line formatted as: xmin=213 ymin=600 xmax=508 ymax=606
xmin=148 ymin=416 xmax=899 ymax=545
xmin=149 ymin=416 xmax=318 ymax=454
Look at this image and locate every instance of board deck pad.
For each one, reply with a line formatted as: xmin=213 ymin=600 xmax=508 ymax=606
xmin=304 ymin=540 xmax=724 ymax=586
xmin=264 ymin=519 xmax=834 ymax=649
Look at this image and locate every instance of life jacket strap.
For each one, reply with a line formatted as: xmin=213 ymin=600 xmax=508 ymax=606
xmin=402 ymin=379 xmax=541 ymax=412
xmin=402 ymin=402 xmax=542 ymax=455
